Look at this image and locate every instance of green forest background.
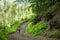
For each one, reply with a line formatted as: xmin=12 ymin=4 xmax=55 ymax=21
xmin=0 ymin=0 xmax=60 ymax=40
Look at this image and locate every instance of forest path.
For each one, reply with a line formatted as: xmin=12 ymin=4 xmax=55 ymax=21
xmin=8 ymin=21 xmax=58 ymax=40
xmin=8 ymin=22 xmax=37 ymax=40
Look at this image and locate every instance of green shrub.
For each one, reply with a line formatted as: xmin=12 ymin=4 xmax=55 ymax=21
xmin=0 ymin=23 xmax=8 ymax=40
xmin=29 ymin=14 xmax=37 ymax=22
xmin=0 ymin=18 xmax=28 ymax=40
xmin=25 ymin=22 xmax=33 ymax=34
xmin=0 ymin=36 xmax=8 ymax=40
xmin=46 ymin=29 xmax=60 ymax=38
xmin=46 ymin=2 xmax=60 ymax=14
xmin=7 ymin=20 xmax=26 ymax=33
xmin=25 ymin=22 xmax=48 ymax=36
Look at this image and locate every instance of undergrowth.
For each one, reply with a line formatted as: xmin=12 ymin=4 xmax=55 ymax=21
xmin=0 ymin=23 xmax=8 ymax=40
xmin=0 ymin=19 xmax=26 ymax=40
xmin=25 ymin=21 xmax=48 ymax=36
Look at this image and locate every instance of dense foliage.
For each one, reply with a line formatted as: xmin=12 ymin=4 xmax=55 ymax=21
xmin=26 ymin=22 xmax=48 ymax=36
xmin=0 ymin=0 xmax=60 ymax=40
xmin=25 ymin=0 xmax=60 ymax=39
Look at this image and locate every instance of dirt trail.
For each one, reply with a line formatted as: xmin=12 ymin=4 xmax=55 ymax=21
xmin=8 ymin=22 xmax=59 ymax=40
xmin=8 ymin=22 xmax=37 ymax=40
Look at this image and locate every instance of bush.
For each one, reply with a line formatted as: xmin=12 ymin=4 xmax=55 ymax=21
xmin=7 ymin=20 xmax=26 ymax=33
xmin=46 ymin=2 xmax=60 ymax=14
xmin=0 ymin=23 xmax=8 ymax=40
xmin=25 ymin=22 xmax=48 ymax=36
xmin=0 ymin=18 xmax=28 ymax=40
xmin=29 ymin=14 xmax=37 ymax=22
xmin=46 ymin=29 xmax=60 ymax=38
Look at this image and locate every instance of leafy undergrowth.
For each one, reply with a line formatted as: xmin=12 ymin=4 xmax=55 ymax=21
xmin=25 ymin=21 xmax=48 ymax=36
xmin=7 ymin=19 xmax=27 ymax=34
xmin=43 ymin=29 xmax=60 ymax=39
xmin=0 ymin=23 xmax=8 ymax=40
xmin=46 ymin=2 xmax=60 ymax=14
xmin=7 ymin=21 xmax=22 ymax=33
xmin=29 ymin=14 xmax=37 ymax=22
xmin=0 ymin=19 xmax=27 ymax=40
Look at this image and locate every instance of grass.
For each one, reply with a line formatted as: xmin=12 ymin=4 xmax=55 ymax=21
xmin=7 ymin=19 xmax=27 ymax=34
xmin=45 ymin=29 xmax=60 ymax=38
xmin=0 ymin=19 xmax=27 ymax=40
xmin=0 ymin=23 xmax=8 ymax=40
xmin=25 ymin=21 xmax=48 ymax=36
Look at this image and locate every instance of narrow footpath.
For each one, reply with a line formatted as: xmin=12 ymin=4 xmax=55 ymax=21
xmin=8 ymin=22 xmax=59 ymax=40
